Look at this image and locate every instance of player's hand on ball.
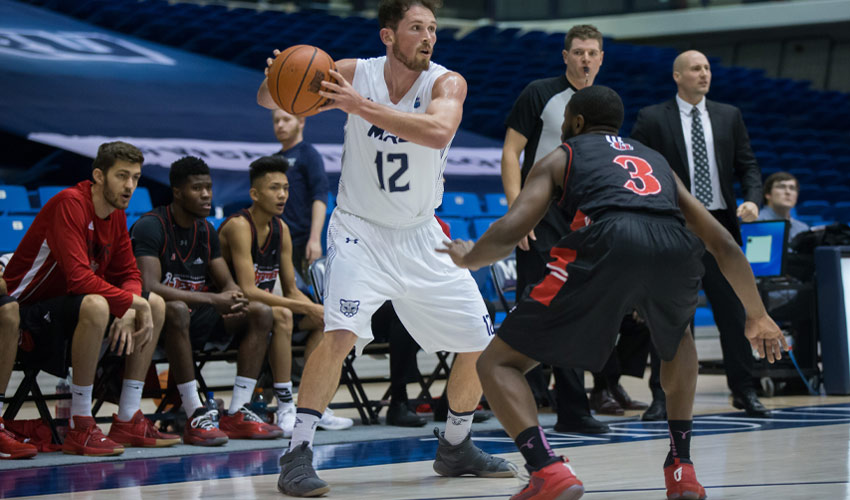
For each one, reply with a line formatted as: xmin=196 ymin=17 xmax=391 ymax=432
xmin=437 ymin=239 xmax=477 ymax=270
xmin=265 ymin=49 xmax=281 ymax=77
xmin=317 ymin=69 xmax=362 ymax=114
xmin=744 ymin=314 xmax=788 ymax=364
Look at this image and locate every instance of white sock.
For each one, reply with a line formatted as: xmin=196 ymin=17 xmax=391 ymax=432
xmin=229 ymin=376 xmax=257 ymax=415
xmin=117 ymin=379 xmax=144 ymax=421
xmin=445 ymin=408 xmax=474 ymax=446
xmin=274 ymin=382 xmax=294 ymax=408
xmin=177 ymin=380 xmax=203 ymax=415
xmin=69 ymin=383 xmax=93 ymax=428
xmin=289 ymin=408 xmax=321 ymax=450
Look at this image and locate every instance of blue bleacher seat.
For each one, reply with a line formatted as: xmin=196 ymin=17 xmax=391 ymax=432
xmin=472 ymin=217 xmax=499 ymax=239
xmin=0 ymin=216 xmax=35 ymax=253
xmin=439 ymin=192 xmax=482 ymax=217
xmin=797 ymin=215 xmax=828 ymax=227
xmin=796 ymin=200 xmax=831 ymax=218
xmin=483 ymin=193 xmax=508 ymax=216
xmin=326 ymin=191 xmax=336 ymax=214
xmin=37 ymin=186 xmax=68 ymax=207
xmin=832 ymin=202 xmax=850 ymax=224
xmin=205 ymin=216 xmax=224 ymax=230
xmin=439 ymin=217 xmax=471 ymax=240
xmin=822 ymin=186 xmax=850 ymax=205
xmin=128 ymin=187 xmax=153 ymax=215
xmin=0 ymin=186 xmax=37 ymax=215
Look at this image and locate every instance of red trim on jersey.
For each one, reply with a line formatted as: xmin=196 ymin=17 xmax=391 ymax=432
xmin=529 ymin=246 xmax=577 ymax=307
xmin=557 ymin=143 xmax=573 ymax=206
xmin=570 ymin=209 xmax=590 ymax=231
xmin=435 ymin=215 xmax=451 ymax=238
xmin=165 ymin=206 xmax=199 ymax=263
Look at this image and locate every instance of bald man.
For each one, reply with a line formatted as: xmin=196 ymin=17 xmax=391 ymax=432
xmin=631 ymin=50 xmax=768 ymax=419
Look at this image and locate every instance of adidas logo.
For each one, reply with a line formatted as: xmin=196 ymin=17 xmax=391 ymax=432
xmin=674 ymin=466 xmax=683 ymax=482
xmin=87 ymin=221 xmax=94 ymax=230
xmin=43 ymin=311 xmax=51 ymax=323
xmin=193 ymin=257 xmax=204 ymax=265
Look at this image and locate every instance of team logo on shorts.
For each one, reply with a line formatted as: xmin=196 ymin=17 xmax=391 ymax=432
xmin=340 ymin=299 xmax=360 ymax=318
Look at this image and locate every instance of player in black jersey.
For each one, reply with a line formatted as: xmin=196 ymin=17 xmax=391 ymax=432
xmin=132 ymin=157 xmax=282 ymax=446
xmin=218 ymin=156 xmax=349 ymax=437
xmin=440 ymin=86 xmax=787 ymax=500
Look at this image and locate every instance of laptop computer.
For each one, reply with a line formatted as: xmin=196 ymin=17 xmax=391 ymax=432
xmin=739 ymin=220 xmax=790 ymax=278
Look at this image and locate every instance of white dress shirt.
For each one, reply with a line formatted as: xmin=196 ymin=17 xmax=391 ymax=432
xmin=676 ymin=95 xmax=726 ymax=210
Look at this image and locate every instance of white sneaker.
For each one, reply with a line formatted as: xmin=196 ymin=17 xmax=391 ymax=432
xmin=276 ymin=404 xmax=297 ymax=437
xmin=317 ymin=408 xmax=353 ymax=431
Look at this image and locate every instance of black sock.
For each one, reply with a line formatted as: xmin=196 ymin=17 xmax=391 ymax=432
xmin=515 ymin=426 xmax=558 ymax=471
xmin=665 ymin=420 xmax=693 ymax=467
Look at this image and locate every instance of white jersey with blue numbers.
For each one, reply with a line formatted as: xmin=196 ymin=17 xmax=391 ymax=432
xmin=336 ymin=56 xmax=453 ymax=228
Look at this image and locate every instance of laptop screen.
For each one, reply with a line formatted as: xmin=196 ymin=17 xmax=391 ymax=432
xmin=739 ymin=220 xmax=790 ymax=278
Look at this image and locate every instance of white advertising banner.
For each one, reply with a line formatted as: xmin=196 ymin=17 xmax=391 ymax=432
xmin=28 ymin=133 xmax=503 ymax=177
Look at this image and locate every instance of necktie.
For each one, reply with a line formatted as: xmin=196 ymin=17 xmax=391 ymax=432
xmin=691 ymin=106 xmax=713 ymax=206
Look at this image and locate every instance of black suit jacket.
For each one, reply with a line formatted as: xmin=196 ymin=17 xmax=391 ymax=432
xmin=630 ymin=98 xmax=762 ymax=244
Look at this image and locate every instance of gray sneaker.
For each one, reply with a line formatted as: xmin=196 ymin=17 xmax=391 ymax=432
xmin=277 ymin=442 xmax=330 ymax=497
xmin=432 ymin=428 xmax=517 ymax=478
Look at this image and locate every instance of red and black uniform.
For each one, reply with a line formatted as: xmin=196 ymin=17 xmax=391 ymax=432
xmin=219 ymin=209 xmax=282 ymax=293
xmin=131 ymin=206 xmax=229 ymax=350
xmin=5 ymin=181 xmax=142 ymax=376
xmin=497 ymin=133 xmax=705 ymax=371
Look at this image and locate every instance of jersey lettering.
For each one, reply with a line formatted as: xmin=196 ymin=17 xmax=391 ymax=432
xmin=613 ymin=155 xmax=662 ymax=196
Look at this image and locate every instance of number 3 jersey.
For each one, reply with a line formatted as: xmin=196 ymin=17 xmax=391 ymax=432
xmin=557 ymin=133 xmax=683 ymax=229
xmin=336 ymin=56 xmax=453 ymax=228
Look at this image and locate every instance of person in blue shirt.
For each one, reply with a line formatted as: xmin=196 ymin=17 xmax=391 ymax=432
xmin=272 ymin=109 xmax=330 ymax=278
xmin=758 ymin=172 xmax=809 ymax=240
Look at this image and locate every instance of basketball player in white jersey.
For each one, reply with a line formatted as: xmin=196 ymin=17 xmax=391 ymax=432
xmin=258 ymin=1 xmax=514 ymax=496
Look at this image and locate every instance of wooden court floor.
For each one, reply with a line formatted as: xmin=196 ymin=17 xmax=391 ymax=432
xmin=4 ymin=372 xmax=850 ymax=500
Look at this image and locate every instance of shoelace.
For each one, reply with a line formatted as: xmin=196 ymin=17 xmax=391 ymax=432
xmin=191 ymin=411 xmax=218 ymax=430
xmin=83 ymin=424 xmax=110 ymax=445
xmin=239 ymin=407 xmax=264 ymax=423
xmin=141 ymin=416 xmax=163 ymax=437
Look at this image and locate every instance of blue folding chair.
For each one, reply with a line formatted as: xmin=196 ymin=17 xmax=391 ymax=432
xmin=0 ymin=186 xmax=36 ymax=215
xmin=439 ymin=192 xmax=482 ymax=217
xmin=440 ymin=217 xmax=471 ymax=240
xmin=128 ymin=187 xmax=153 ymax=215
xmin=472 ymin=217 xmax=499 ymax=239
xmin=0 ymin=216 xmax=35 ymax=253
xmin=483 ymin=193 xmax=508 ymax=216
xmin=37 ymin=186 xmax=68 ymax=207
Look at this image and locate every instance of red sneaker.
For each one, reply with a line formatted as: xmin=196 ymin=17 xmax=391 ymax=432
xmin=0 ymin=418 xmax=37 ymax=459
xmin=511 ymin=457 xmax=584 ymax=500
xmin=219 ymin=406 xmax=283 ymax=439
xmin=664 ymin=459 xmax=707 ymax=500
xmin=184 ymin=407 xmax=228 ymax=446
xmin=107 ymin=410 xmax=180 ymax=448
xmin=62 ymin=416 xmax=124 ymax=456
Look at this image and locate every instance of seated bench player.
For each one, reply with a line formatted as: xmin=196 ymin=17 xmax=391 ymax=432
xmin=131 ymin=156 xmax=282 ymax=445
xmin=4 ymin=141 xmax=176 ymax=455
xmin=218 ymin=156 xmax=352 ymax=435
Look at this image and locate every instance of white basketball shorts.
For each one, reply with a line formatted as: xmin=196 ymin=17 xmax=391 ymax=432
xmin=323 ymin=210 xmax=494 ymax=355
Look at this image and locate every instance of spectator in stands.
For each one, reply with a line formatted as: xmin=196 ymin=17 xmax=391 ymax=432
xmin=218 ymin=156 xmax=351 ymax=435
xmin=759 ymin=172 xmax=809 ymax=239
xmin=4 ymin=141 xmax=177 ymax=456
xmin=502 ymin=24 xmax=637 ymax=432
xmin=131 ymin=156 xmax=282 ymax=446
xmin=631 ymin=50 xmax=769 ymax=418
xmin=272 ymin=109 xmax=330 ymax=279
xmin=0 ymin=268 xmax=38 ymax=459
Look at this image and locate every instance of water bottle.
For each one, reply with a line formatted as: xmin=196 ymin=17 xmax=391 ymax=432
xmin=206 ymin=391 xmax=221 ymax=427
xmin=250 ymin=388 xmax=269 ymax=423
xmin=55 ymin=377 xmax=71 ymax=440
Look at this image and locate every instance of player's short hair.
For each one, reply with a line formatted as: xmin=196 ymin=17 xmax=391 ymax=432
xmin=378 ymin=0 xmax=442 ymax=30
xmin=764 ymin=172 xmax=799 ymax=196
xmin=92 ymin=141 xmax=144 ymax=174
xmin=169 ymin=156 xmax=210 ymax=188
xmin=249 ymin=156 xmax=289 ymax=186
xmin=568 ymin=85 xmax=623 ymax=131
xmin=564 ymin=24 xmax=603 ymax=52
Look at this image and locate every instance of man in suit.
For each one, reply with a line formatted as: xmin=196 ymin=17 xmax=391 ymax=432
xmin=631 ymin=50 xmax=770 ymax=418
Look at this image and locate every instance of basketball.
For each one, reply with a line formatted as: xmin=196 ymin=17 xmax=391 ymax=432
xmin=267 ymin=45 xmax=336 ymax=117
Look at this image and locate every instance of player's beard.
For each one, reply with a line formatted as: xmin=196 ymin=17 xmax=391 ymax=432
xmin=103 ymin=182 xmax=130 ymax=210
xmin=392 ymin=42 xmax=430 ymax=71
